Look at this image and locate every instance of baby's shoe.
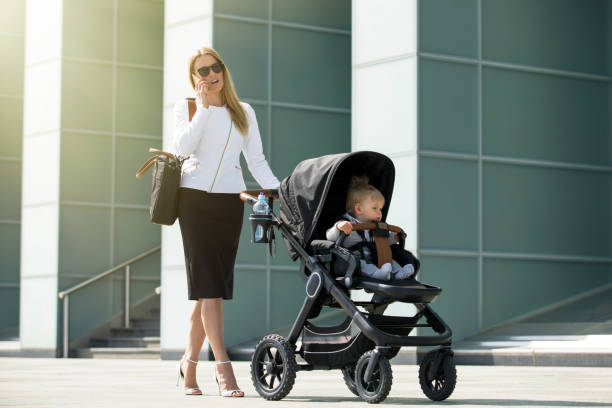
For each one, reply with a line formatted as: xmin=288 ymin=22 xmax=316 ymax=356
xmin=372 ymin=263 xmax=392 ymax=280
xmin=394 ymin=264 xmax=415 ymax=280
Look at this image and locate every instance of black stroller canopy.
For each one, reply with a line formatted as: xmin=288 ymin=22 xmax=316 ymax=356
xmin=279 ymin=151 xmax=395 ymax=260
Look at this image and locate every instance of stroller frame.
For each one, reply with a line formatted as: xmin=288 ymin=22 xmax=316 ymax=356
xmin=241 ymin=185 xmax=456 ymax=404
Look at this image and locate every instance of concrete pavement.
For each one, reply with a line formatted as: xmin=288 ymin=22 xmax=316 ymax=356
xmin=1 ymin=357 xmax=611 ymax=407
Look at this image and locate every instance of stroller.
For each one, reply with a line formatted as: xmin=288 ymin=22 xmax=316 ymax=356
xmin=240 ymin=151 xmax=456 ymax=403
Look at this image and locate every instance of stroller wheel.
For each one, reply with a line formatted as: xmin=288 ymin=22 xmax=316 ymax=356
xmin=418 ymin=349 xmax=456 ymax=401
xmin=250 ymin=334 xmax=297 ymax=400
xmin=341 ymin=365 xmax=359 ymax=396
xmin=354 ymin=351 xmax=393 ymax=404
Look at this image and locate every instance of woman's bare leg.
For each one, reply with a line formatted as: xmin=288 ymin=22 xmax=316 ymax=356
xmin=201 ymin=298 xmax=243 ymax=396
xmin=182 ymin=300 xmax=206 ymax=389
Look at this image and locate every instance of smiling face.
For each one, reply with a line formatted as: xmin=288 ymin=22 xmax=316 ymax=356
xmin=192 ymin=54 xmax=225 ymax=92
xmin=354 ymin=196 xmax=384 ymax=223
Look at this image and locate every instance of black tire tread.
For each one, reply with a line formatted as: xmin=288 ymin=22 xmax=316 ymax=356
xmin=250 ymin=334 xmax=297 ymax=401
xmin=355 ymin=350 xmax=393 ymax=404
xmin=418 ymin=349 xmax=457 ymax=401
xmin=341 ymin=366 xmax=359 ymax=396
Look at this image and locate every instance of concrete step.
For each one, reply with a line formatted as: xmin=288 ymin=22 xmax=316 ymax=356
xmin=128 ymin=318 xmax=160 ymax=329
xmin=90 ymin=336 xmax=160 ymax=348
xmin=74 ymin=347 xmax=161 ymax=359
xmin=110 ymin=327 xmax=159 ymax=337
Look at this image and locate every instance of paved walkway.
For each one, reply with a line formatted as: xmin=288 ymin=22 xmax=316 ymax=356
xmin=1 ymin=358 xmax=611 ymax=407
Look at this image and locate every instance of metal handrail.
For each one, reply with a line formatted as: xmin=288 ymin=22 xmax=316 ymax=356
xmin=58 ymin=246 xmax=161 ymax=358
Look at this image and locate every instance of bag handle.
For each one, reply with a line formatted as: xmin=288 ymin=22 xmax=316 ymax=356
xmin=135 ymin=156 xmax=157 ymax=178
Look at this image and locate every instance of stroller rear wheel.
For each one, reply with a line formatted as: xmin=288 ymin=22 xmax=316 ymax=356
xmin=418 ymin=349 xmax=456 ymax=401
xmin=354 ymin=350 xmax=393 ymax=404
xmin=250 ymin=334 xmax=297 ymax=400
xmin=341 ymin=365 xmax=359 ymax=396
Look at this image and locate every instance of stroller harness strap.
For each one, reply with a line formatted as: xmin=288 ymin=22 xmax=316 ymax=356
xmin=347 ymin=221 xmax=405 ymax=268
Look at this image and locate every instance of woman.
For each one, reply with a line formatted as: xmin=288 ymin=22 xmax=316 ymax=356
xmin=173 ymin=47 xmax=280 ymax=397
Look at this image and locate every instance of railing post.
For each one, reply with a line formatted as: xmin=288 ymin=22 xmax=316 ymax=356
xmin=63 ymin=295 xmax=69 ymax=358
xmin=124 ymin=264 xmax=131 ymax=328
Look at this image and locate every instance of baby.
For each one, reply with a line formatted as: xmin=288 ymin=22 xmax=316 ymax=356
xmin=325 ymin=176 xmax=418 ymax=281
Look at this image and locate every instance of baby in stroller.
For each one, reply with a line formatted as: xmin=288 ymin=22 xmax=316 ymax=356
xmin=326 ymin=176 xmax=419 ymax=281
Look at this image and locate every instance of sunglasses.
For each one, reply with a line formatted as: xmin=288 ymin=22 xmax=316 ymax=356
xmin=193 ymin=62 xmax=224 ymax=77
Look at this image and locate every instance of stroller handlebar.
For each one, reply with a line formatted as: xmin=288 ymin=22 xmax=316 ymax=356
xmin=240 ymin=189 xmax=279 ymax=205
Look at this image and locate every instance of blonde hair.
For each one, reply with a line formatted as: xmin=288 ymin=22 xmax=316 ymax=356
xmin=346 ymin=176 xmax=384 ymax=213
xmin=188 ymin=47 xmax=248 ymax=136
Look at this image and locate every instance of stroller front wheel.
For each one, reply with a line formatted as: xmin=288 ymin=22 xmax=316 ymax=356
xmin=354 ymin=350 xmax=393 ymax=404
xmin=250 ymin=334 xmax=297 ymax=400
xmin=418 ymin=349 xmax=457 ymax=401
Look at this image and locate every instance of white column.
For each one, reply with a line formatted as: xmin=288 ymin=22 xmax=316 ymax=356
xmin=160 ymin=0 xmax=213 ymax=359
xmin=19 ymin=0 xmax=63 ymax=354
xmin=352 ymin=0 xmax=418 ymax=316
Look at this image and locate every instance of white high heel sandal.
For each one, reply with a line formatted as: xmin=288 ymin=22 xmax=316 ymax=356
xmin=176 ymin=355 xmax=203 ymax=396
xmin=214 ymin=361 xmax=244 ymax=397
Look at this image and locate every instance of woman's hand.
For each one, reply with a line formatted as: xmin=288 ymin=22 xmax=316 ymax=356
xmin=195 ymin=78 xmax=210 ymax=108
xmin=336 ymin=221 xmax=353 ymax=235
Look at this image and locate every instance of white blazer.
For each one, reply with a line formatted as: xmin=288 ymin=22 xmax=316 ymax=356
xmin=173 ymin=99 xmax=280 ymax=193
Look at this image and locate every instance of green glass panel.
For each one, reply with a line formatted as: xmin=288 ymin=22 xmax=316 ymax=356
xmin=418 ymin=0 xmax=477 ymax=58
xmin=60 ymin=132 xmax=111 ymax=202
xmin=0 ymin=287 xmax=19 ymax=333
xmin=483 ymin=67 xmax=609 ymax=165
xmin=272 ymin=0 xmax=350 ymax=30
xmin=418 ymin=255 xmax=479 ymax=341
xmin=113 ymin=208 xmax=160 ymax=264
xmin=419 ymin=59 xmax=478 ymax=153
xmin=0 ymin=0 xmax=25 ymax=34
xmin=59 ymin=205 xmax=111 ymax=276
xmin=0 ymin=36 xmax=24 ymax=95
xmin=223 ymin=268 xmax=267 ymax=346
xmin=0 ymin=97 xmax=23 ymax=157
xmin=214 ymin=0 xmax=269 ymax=19
xmin=482 ymin=258 xmax=610 ymax=328
xmin=235 ymin=209 xmax=266 ymax=265
xmin=483 ymin=162 xmax=610 ymax=257
xmin=115 ymin=136 xmax=161 ymax=205
xmin=272 ymin=27 xmax=350 ymax=108
xmin=0 ymin=161 xmax=21 ymax=220
xmin=240 ymin=102 xmax=268 ymax=184
xmin=110 ymin=271 xmax=158 ymax=314
xmin=270 ymin=107 xmax=350 ymax=180
xmin=483 ymin=0 xmax=607 ymax=75
xmin=116 ymin=67 xmax=163 ymax=135
xmin=214 ymin=20 xmax=268 ymax=101
xmin=63 ymin=0 xmax=113 ymax=60
xmin=62 ymin=276 xmax=113 ymax=339
xmin=117 ymin=0 xmax=164 ymax=66
xmin=270 ymin=269 xmax=305 ymax=328
xmin=270 ymin=237 xmax=294 ymax=267
xmin=62 ymin=61 xmax=113 ymax=131
xmin=419 ymin=157 xmax=478 ymax=250
xmin=0 ymin=223 xmax=20 ymax=283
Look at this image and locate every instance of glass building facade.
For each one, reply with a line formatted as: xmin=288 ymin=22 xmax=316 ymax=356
xmin=1 ymin=0 xmax=611 ymax=357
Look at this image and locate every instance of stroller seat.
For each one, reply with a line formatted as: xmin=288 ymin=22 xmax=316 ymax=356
xmin=309 ymin=239 xmax=442 ymax=304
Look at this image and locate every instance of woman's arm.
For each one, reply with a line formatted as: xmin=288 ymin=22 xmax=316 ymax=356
xmin=242 ymin=103 xmax=280 ymax=189
xmin=173 ymin=99 xmax=211 ymax=157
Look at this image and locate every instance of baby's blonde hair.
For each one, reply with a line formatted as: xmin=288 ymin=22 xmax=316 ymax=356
xmin=346 ymin=176 xmax=384 ymax=213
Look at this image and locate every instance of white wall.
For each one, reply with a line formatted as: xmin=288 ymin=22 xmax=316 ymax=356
xmin=160 ymin=0 xmax=213 ymax=359
xmin=19 ymin=0 xmax=63 ymax=353
xmin=351 ymin=0 xmax=418 ymax=315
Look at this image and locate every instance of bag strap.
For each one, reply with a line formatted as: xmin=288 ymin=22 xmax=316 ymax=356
xmin=187 ymin=98 xmax=196 ymax=122
xmin=135 ymin=149 xmax=182 ymax=178
xmin=135 ymin=156 xmax=158 ymax=178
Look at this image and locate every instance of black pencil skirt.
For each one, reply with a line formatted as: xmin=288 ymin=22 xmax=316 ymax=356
xmin=177 ymin=187 xmax=244 ymax=300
